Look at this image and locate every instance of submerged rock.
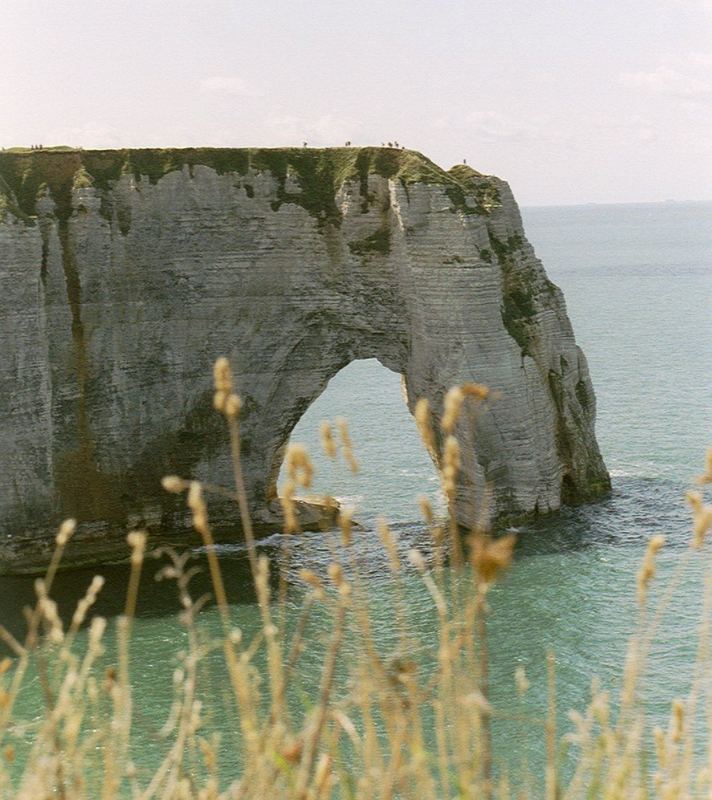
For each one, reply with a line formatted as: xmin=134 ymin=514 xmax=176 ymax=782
xmin=0 ymin=147 xmax=609 ymax=573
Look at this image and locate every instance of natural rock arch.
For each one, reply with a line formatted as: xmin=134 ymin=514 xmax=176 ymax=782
xmin=0 ymin=147 xmax=610 ymax=572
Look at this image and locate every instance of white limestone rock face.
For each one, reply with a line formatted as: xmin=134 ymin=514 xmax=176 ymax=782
xmin=0 ymin=148 xmax=609 ymax=572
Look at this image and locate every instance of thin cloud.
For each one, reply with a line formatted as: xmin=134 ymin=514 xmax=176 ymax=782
xmin=199 ymin=76 xmax=261 ymax=98
xmin=465 ymin=111 xmax=565 ymax=143
xmin=688 ymin=51 xmax=712 ymax=66
xmin=664 ymin=0 xmax=712 ymax=10
xmin=466 ymin=111 xmax=532 ymax=141
xmin=620 ymin=66 xmax=711 ymax=97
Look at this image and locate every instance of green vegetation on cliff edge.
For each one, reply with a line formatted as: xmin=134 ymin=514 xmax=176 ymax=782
xmin=0 ymin=146 xmax=502 ymax=225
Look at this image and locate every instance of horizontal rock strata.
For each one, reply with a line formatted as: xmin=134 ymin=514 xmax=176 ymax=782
xmin=0 ymin=147 xmax=609 ymax=573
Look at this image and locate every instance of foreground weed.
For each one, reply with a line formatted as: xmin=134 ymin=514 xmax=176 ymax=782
xmin=0 ymin=359 xmax=709 ymax=799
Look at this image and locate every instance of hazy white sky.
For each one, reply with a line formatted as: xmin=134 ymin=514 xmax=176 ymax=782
xmin=3 ymin=0 xmax=711 ymax=205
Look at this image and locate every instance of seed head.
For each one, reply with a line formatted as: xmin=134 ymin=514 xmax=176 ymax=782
xmin=314 ymin=753 xmax=333 ymax=791
xmin=327 ymin=562 xmax=350 ymax=596
xmin=339 ymin=507 xmax=354 ymax=546
xmin=213 ymin=357 xmax=232 ymax=394
xmin=299 ymin=569 xmax=323 ymax=592
xmin=280 ymin=479 xmax=299 ymax=534
xmin=669 ymin=698 xmax=685 ymax=743
xmin=127 ymin=530 xmax=147 ymax=564
xmin=686 ymin=489 xmax=703 ymax=513
xmin=224 ymin=393 xmax=242 ymax=419
xmin=299 ymin=569 xmax=318 ymax=587
xmin=408 ymin=548 xmax=426 ymax=573
xmin=377 ymin=518 xmax=401 ymax=573
xmin=285 ymin=443 xmax=313 ymax=488
xmin=213 ymin=390 xmax=227 ymax=412
xmin=441 ymin=435 xmax=461 ymax=501
xmin=687 ymin=491 xmax=712 ymax=548
xmin=320 ymin=421 xmax=338 ymax=458
xmin=187 ymin=481 xmax=209 ymax=535
xmin=515 ymin=666 xmax=530 ymax=696
xmin=694 ymin=447 xmax=712 ymax=485
xmin=56 ymin=518 xmax=77 ymax=547
xmin=637 ymin=534 xmax=665 ymax=605
xmin=471 ymin=532 xmax=516 ymax=587
xmin=161 ymin=475 xmax=185 ymax=494
xmin=415 ymin=398 xmax=435 ymax=452
xmin=418 ymin=495 xmax=434 ymax=525
xmin=441 ymin=386 xmax=464 ymax=434
xmin=281 ymin=738 xmax=303 ymax=764
xmin=336 ymin=417 xmax=359 ymax=473
xmin=328 ymin=563 xmax=344 ymax=587
xmin=461 ymin=382 xmax=490 ymax=401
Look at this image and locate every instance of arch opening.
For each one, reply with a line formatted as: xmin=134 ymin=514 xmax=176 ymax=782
xmin=276 ymin=358 xmax=443 ymax=527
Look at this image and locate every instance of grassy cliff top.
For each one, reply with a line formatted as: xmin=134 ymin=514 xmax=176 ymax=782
xmin=0 ymin=146 xmax=502 ymax=223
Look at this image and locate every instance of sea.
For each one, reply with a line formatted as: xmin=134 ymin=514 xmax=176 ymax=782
xmin=2 ymin=200 xmax=711 ymax=789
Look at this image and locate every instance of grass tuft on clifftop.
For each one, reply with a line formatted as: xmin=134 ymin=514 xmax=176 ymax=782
xmin=0 ymin=146 xmax=504 ymax=225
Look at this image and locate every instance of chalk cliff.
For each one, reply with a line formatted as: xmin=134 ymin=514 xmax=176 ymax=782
xmin=0 ymin=147 xmax=609 ymax=572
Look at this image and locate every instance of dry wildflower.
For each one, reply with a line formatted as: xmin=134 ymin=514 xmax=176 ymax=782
xmin=695 ymin=446 xmax=712 ymax=485
xmin=687 ymin=490 xmax=712 ymax=547
xmin=224 ymin=393 xmax=242 ymax=419
xmin=127 ymin=530 xmax=147 ymax=563
xmin=637 ymin=534 xmax=665 ymax=604
xmin=591 ymin=689 xmax=610 ymax=728
xmin=669 ymin=698 xmax=685 ymax=743
xmin=418 ymin=494 xmax=434 ymax=525
xmin=285 ymin=443 xmax=314 ymax=488
xmin=299 ymin=569 xmax=324 ymax=600
xmin=281 ymin=738 xmax=303 ymax=764
xmin=442 ymin=435 xmax=461 ymax=500
xmin=3 ymin=745 xmax=14 ymax=763
xmin=71 ymin=575 xmax=106 ymax=631
xmin=161 ymin=475 xmax=185 ymax=494
xmin=328 ymin=563 xmax=344 ymax=587
xmin=408 ymin=548 xmax=427 ymax=573
xmin=320 ymin=420 xmax=338 ymax=458
xmin=213 ymin=358 xmax=241 ymax=417
xmin=327 ymin=563 xmax=351 ymax=596
xmin=415 ymin=398 xmax=436 ymax=452
xmin=336 ymin=417 xmax=359 ymax=473
xmin=55 ymin=518 xmax=76 ymax=546
xmin=213 ymin=357 xmax=232 ymax=393
xmin=463 ymin=689 xmax=493 ymax=715
xmin=471 ymin=532 xmax=516 ymax=587
xmin=88 ymin=615 xmax=107 ymax=646
xmin=339 ymin=506 xmax=353 ymax=546
xmin=693 ymin=506 xmax=712 ymax=548
xmin=461 ymin=382 xmax=490 ymax=401
xmin=515 ymin=665 xmax=530 ymax=696
xmin=41 ymin=597 xmax=63 ymax=643
xmin=378 ymin=519 xmax=401 ymax=573
xmin=441 ymin=386 xmax=464 ymax=434
xmin=687 ymin=489 xmax=703 ymax=512
xmin=188 ymin=481 xmax=209 ymax=535
xmin=280 ymin=479 xmax=299 ymax=534
xmin=314 ymin=753 xmax=333 ymax=792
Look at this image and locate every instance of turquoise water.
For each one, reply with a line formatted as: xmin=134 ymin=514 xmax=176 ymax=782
xmin=2 ymin=201 xmax=711 ymax=789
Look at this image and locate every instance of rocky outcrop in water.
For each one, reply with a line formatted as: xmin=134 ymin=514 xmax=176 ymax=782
xmin=0 ymin=147 xmax=609 ymax=572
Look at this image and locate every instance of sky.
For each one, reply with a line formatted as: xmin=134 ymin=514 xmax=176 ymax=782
xmin=3 ymin=0 xmax=711 ymax=205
